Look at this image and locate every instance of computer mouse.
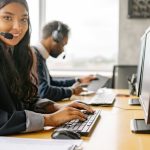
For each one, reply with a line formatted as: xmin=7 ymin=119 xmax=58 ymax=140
xmin=51 ymin=128 xmax=81 ymax=139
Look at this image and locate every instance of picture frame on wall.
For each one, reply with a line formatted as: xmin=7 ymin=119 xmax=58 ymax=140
xmin=128 ymin=0 xmax=150 ymax=18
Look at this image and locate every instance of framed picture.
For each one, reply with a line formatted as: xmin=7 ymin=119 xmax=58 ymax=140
xmin=128 ymin=0 xmax=150 ymax=18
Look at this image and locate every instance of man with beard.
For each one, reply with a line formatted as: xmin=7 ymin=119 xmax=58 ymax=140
xmin=33 ymin=21 xmax=96 ymax=101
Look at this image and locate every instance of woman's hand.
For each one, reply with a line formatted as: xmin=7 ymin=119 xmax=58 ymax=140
xmin=45 ymin=100 xmax=93 ymax=114
xmin=44 ymin=106 xmax=87 ymax=127
xmin=44 ymin=102 xmax=63 ymax=113
xmin=44 ymin=101 xmax=94 ymax=127
xmin=67 ymin=101 xmax=94 ymax=113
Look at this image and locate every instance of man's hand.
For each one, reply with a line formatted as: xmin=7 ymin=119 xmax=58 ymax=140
xmin=71 ymin=82 xmax=83 ymax=95
xmin=78 ymin=75 xmax=97 ymax=84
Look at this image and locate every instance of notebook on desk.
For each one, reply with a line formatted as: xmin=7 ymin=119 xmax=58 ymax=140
xmin=87 ymin=74 xmax=110 ymax=92
xmin=0 ymin=137 xmax=82 ymax=150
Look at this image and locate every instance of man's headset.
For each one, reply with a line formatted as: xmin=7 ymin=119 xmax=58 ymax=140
xmin=52 ymin=22 xmax=63 ymax=43
xmin=51 ymin=22 xmax=66 ymax=59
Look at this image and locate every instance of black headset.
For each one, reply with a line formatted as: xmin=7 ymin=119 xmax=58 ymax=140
xmin=52 ymin=22 xmax=63 ymax=43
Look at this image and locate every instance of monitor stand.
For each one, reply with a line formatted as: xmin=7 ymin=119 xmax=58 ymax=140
xmin=128 ymin=98 xmax=140 ymax=106
xmin=130 ymin=119 xmax=150 ymax=133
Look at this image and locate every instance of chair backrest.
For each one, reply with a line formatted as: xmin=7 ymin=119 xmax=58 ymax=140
xmin=111 ymin=65 xmax=137 ymax=89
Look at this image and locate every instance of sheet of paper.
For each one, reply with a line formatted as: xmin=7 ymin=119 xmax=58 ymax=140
xmin=0 ymin=137 xmax=83 ymax=150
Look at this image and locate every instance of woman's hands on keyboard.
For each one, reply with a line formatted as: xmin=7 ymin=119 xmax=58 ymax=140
xmin=43 ymin=101 xmax=94 ymax=127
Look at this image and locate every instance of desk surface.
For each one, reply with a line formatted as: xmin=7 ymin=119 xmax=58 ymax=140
xmin=9 ymin=89 xmax=150 ymax=150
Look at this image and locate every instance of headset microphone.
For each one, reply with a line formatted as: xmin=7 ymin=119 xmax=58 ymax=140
xmin=63 ymin=54 xmax=66 ymax=59
xmin=62 ymin=51 xmax=66 ymax=59
xmin=0 ymin=32 xmax=13 ymax=39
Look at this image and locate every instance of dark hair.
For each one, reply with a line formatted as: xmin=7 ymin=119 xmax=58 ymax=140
xmin=0 ymin=0 xmax=28 ymax=10
xmin=0 ymin=0 xmax=38 ymax=106
xmin=42 ymin=20 xmax=70 ymax=39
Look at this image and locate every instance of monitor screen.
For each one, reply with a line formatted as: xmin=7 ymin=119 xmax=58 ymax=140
xmin=139 ymin=28 xmax=150 ymax=124
xmin=135 ymin=33 xmax=147 ymax=96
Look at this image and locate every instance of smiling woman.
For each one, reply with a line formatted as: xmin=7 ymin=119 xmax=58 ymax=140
xmin=0 ymin=0 xmax=93 ymax=136
xmin=0 ymin=2 xmax=29 ymax=46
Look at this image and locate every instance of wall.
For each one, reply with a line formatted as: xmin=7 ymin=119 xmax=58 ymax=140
xmin=119 ymin=0 xmax=150 ymax=64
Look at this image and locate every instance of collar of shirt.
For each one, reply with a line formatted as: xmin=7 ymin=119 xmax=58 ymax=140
xmin=35 ymin=43 xmax=49 ymax=60
xmin=10 ymin=46 xmax=14 ymax=53
xmin=6 ymin=46 xmax=14 ymax=56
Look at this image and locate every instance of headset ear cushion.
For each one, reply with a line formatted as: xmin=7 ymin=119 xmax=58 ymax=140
xmin=52 ymin=30 xmax=63 ymax=43
xmin=52 ymin=30 xmax=58 ymax=42
xmin=57 ymin=32 xmax=63 ymax=42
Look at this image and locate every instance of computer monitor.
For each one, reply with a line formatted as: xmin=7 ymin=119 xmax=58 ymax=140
xmin=130 ymin=27 xmax=150 ymax=133
xmin=128 ymin=32 xmax=147 ymax=105
xmin=135 ymin=33 xmax=147 ymax=97
xmin=139 ymin=29 xmax=150 ymax=124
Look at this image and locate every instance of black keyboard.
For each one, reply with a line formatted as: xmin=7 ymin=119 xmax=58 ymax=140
xmin=56 ymin=110 xmax=101 ymax=135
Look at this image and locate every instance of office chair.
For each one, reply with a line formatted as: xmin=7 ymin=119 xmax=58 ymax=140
xmin=111 ymin=65 xmax=137 ymax=89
